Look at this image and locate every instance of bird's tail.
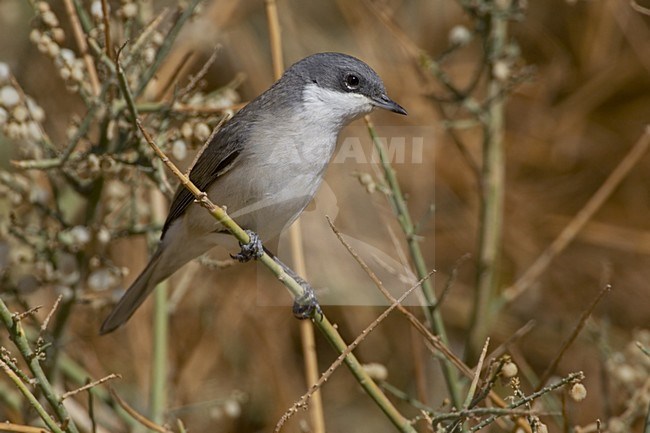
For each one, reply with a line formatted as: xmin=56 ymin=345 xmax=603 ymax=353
xmin=100 ymin=224 xmax=231 ymax=334
xmin=100 ymin=248 xmax=169 ymax=334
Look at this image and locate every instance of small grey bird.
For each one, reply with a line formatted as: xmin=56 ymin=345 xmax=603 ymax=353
xmin=100 ymin=52 xmax=406 ymax=334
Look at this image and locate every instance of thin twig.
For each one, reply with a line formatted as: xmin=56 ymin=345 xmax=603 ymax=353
xmin=178 ymin=45 xmax=221 ymax=97
xmin=39 ymin=295 xmax=63 ymax=337
xmin=12 ymin=306 xmax=42 ymax=322
xmin=637 ymin=341 xmax=650 ymax=358
xmin=87 ymin=378 xmax=97 ymax=433
xmin=536 ymin=285 xmax=611 ymax=390
xmin=57 ymin=353 xmax=139 ymax=429
xmin=433 ymin=253 xmax=471 ymax=312
xmin=128 ymin=9 xmax=171 ymax=65
xmin=504 ymin=126 xmax=650 ymax=302
xmin=153 ymin=51 xmax=194 ymax=102
xmin=463 ymin=338 xmax=490 ymax=410
xmin=135 ymin=0 xmax=203 ymax=97
xmin=60 ymin=373 xmax=121 ymax=400
xmin=115 ymin=42 xmax=138 ymax=127
xmin=100 ymin=0 xmax=112 ymax=60
xmin=265 ymin=0 xmax=284 ymax=79
xmin=62 ymin=0 xmax=100 ymax=95
xmin=109 ymin=388 xmax=173 ymax=433
xmin=432 ymin=407 xmax=541 ymax=424
xmin=487 ymin=319 xmax=535 ymax=361
xmin=381 ymin=381 xmax=437 ymax=414
xmin=0 ymin=422 xmax=50 ymax=433
xmin=436 ymin=103 xmax=482 ymax=183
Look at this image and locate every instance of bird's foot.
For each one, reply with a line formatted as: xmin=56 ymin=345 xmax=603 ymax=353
xmin=292 ymin=280 xmax=322 ymax=320
xmin=231 ymin=230 xmax=264 ymax=263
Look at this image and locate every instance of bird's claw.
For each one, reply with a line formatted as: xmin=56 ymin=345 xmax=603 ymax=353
xmin=292 ymin=283 xmax=322 ymax=320
xmin=231 ymin=230 xmax=264 ymax=262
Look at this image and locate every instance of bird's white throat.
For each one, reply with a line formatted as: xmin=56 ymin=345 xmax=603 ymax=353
xmin=301 ymin=82 xmax=374 ymax=126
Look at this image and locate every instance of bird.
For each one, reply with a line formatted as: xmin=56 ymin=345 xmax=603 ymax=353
xmin=100 ymin=52 xmax=407 ymax=334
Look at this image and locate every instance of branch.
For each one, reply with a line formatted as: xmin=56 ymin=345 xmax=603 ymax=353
xmin=0 ymin=359 xmax=64 ymax=433
xmin=504 ymin=126 xmax=650 ymax=302
xmin=365 ymin=116 xmax=462 ymax=407
xmin=0 ymin=299 xmax=79 ymax=433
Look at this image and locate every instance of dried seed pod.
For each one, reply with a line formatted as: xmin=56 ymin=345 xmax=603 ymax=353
xmin=41 ymin=10 xmax=59 ymax=28
xmin=121 ymin=2 xmax=138 ymax=19
xmin=449 ymin=25 xmax=472 ymax=46
xmin=91 ymin=1 xmax=105 ymax=20
xmin=0 ymin=86 xmax=20 ymax=108
xmin=172 ymin=139 xmax=188 ymax=160
xmin=51 ymin=27 xmax=65 ymax=43
xmin=502 ymin=360 xmax=518 ymax=378
xmin=193 ymin=122 xmax=211 ymax=142
xmin=12 ymin=105 xmax=28 ymax=122
xmin=569 ymin=383 xmax=587 ymax=402
xmin=181 ymin=122 xmax=193 ymax=139
xmin=362 ymin=362 xmax=388 ymax=381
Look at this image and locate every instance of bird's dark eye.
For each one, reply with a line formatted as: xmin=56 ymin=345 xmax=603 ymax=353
xmin=344 ymin=74 xmax=360 ymax=90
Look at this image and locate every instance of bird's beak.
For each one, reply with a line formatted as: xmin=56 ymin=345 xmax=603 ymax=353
xmin=372 ymin=94 xmax=407 ymax=115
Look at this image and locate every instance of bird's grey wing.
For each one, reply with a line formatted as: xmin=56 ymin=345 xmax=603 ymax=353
xmin=161 ymin=128 xmax=244 ymax=238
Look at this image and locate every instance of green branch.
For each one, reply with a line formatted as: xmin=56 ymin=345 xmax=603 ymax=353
xmin=0 ymin=358 xmax=66 ymax=433
xmin=466 ymin=0 xmax=510 ymax=363
xmin=365 ymin=117 xmax=462 ymax=409
xmin=0 ymin=298 xmax=80 ymax=433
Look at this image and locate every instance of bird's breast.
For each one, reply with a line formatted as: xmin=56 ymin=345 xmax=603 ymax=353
xmin=202 ymin=121 xmax=340 ymax=240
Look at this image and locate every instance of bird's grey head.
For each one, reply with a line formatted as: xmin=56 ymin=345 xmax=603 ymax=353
xmin=282 ymin=52 xmax=407 ymax=126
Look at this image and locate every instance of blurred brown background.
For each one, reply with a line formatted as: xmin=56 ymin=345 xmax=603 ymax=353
xmin=1 ymin=0 xmax=650 ymax=432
